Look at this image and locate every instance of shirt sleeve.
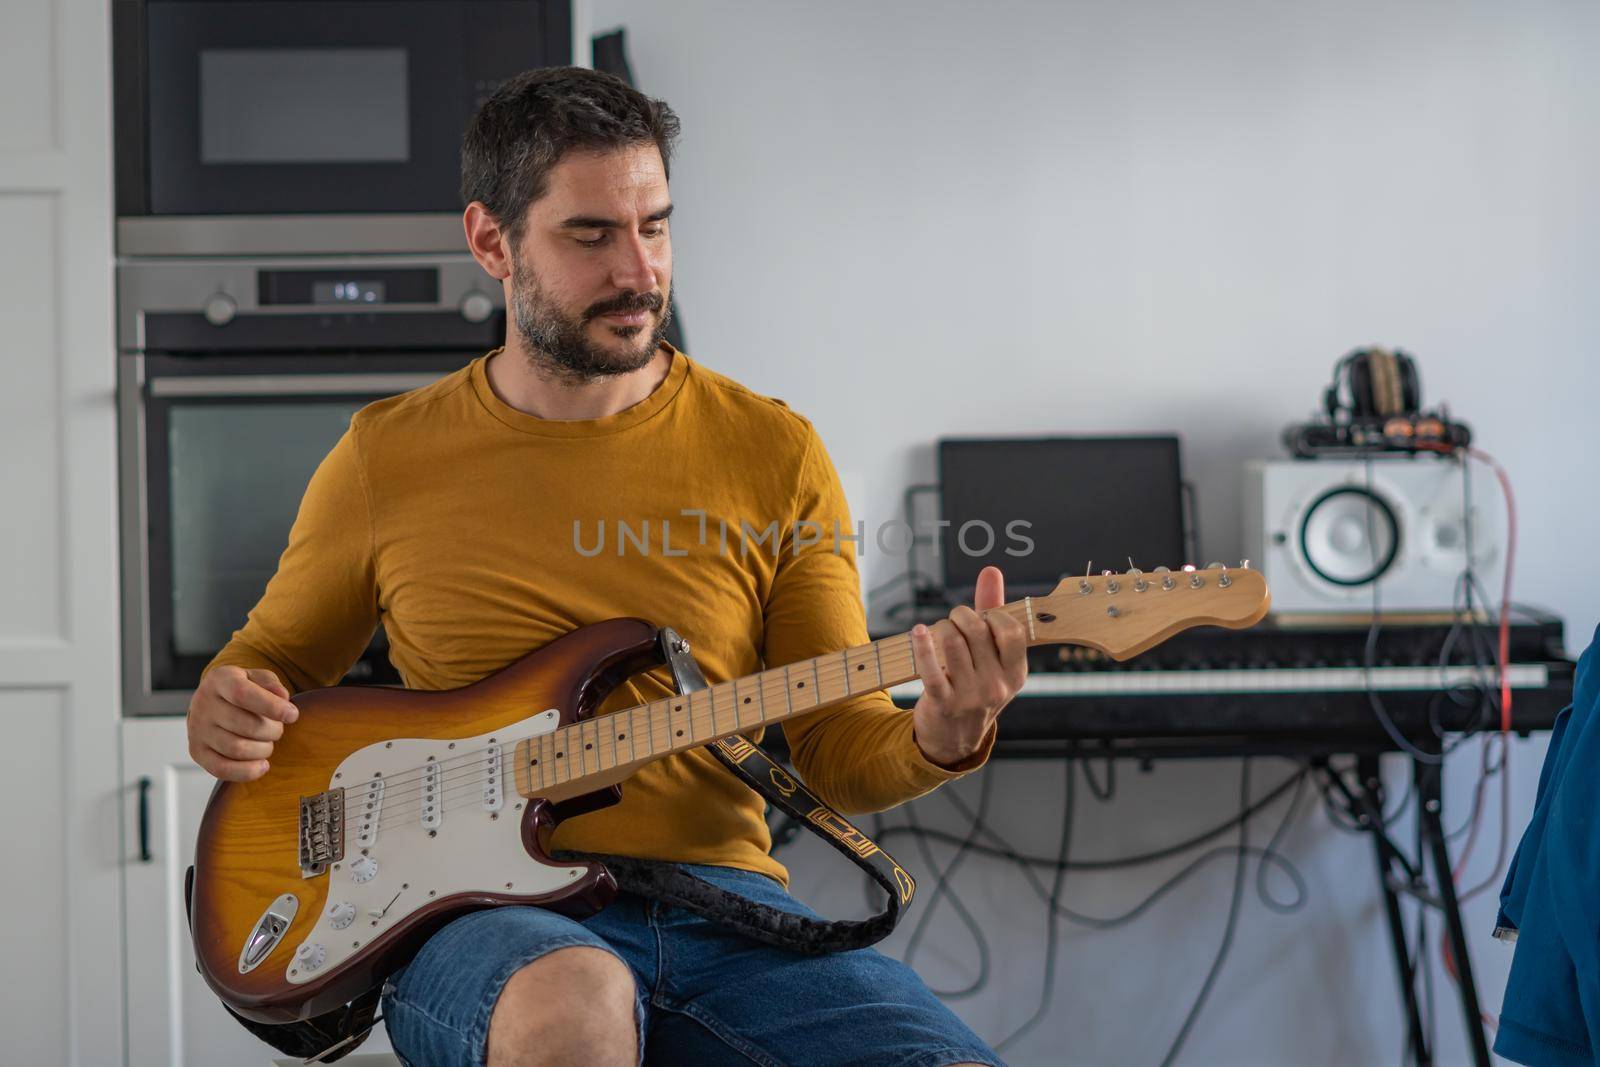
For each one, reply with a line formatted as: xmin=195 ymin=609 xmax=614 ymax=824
xmin=769 ymin=425 xmax=995 ymax=815
xmin=200 ymin=422 xmax=380 ymax=695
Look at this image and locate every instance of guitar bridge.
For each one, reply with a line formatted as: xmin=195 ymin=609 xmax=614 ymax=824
xmin=298 ymin=788 xmax=345 ymax=878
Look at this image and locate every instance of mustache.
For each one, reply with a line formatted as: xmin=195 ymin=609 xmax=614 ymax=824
xmin=584 ymin=291 xmax=665 ymax=320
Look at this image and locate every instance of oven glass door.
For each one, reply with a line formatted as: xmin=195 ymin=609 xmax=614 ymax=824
xmin=143 ymin=0 xmax=566 ymax=215
xmin=134 ymin=354 xmax=472 ymax=704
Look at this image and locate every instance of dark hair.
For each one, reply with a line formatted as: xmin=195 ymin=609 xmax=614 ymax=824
xmin=460 ymin=67 xmax=681 ymax=245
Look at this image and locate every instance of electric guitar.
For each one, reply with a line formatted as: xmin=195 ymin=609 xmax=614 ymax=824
xmin=189 ymin=564 xmax=1269 ymax=1025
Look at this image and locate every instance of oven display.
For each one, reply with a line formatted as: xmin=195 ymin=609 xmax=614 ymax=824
xmin=311 ymin=280 xmax=387 ymax=305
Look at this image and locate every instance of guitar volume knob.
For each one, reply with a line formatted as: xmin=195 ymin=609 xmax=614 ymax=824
xmin=326 ymin=901 xmax=356 ymax=930
xmin=350 ymin=856 xmax=379 ymax=884
xmin=294 ymin=942 xmax=327 ymax=972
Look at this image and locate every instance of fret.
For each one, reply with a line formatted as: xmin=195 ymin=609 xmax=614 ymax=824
xmin=692 ymin=687 xmax=707 ymax=738
xmin=872 ymin=638 xmax=886 ymax=689
xmin=844 ymin=643 xmax=876 ymax=696
xmin=713 ymin=681 xmax=736 ymax=733
xmin=809 ymin=656 xmax=822 ymax=707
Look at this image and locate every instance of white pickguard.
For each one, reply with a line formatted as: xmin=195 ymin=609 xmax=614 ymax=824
xmin=285 ymin=709 xmax=584 ymax=986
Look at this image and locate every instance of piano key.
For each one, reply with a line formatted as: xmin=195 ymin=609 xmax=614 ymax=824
xmin=887 ymin=664 xmax=1548 ymax=701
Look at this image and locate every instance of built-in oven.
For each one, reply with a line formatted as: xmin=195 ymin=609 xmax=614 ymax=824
xmin=113 ymin=0 xmax=572 ymax=256
xmin=117 ymin=256 xmax=505 ymax=714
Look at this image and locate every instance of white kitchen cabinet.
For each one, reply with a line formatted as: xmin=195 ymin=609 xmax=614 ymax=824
xmin=121 ymin=718 xmax=397 ymax=1066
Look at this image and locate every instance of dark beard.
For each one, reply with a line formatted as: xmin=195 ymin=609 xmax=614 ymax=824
xmin=510 ymin=253 xmax=673 ymax=383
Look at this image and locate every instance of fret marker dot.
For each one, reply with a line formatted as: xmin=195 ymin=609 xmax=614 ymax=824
xmin=585 ymin=743 xmax=593 ymax=750
xmin=618 ymin=733 xmax=626 ymax=740
xmin=676 ymin=729 xmax=684 ymax=736
xmin=797 ymin=681 xmax=806 ymax=688
xmin=743 ymin=697 xmax=751 ymax=704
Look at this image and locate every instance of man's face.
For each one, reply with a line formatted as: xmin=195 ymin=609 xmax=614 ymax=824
xmin=508 ymin=143 xmax=674 ymax=381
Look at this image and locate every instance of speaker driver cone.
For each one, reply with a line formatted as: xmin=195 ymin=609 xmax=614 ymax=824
xmin=1298 ymin=486 xmax=1400 ymax=587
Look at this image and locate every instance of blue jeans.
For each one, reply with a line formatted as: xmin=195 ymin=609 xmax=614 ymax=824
xmin=381 ymin=862 xmax=1004 ymax=1067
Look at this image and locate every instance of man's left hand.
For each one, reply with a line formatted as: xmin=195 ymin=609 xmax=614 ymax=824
xmin=909 ymin=565 xmax=1028 ymax=767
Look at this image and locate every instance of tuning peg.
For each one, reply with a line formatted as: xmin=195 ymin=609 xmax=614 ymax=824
xmin=1239 ymin=559 xmax=1251 ymax=569
xmin=1154 ymin=565 xmax=1175 ymax=591
xmin=1217 ymin=562 xmax=1232 ymax=588
xmin=1129 ymin=567 xmax=1148 ymax=593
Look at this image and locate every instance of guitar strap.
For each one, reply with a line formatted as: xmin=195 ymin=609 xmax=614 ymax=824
xmin=184 ymin=627 xmax=918 ymax=1062
xmin=553 ymin=627 xmax=917 ymax=956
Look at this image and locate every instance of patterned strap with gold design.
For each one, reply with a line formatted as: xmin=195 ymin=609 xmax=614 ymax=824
xmin=555 ymin=627 xmax=917 ymax=955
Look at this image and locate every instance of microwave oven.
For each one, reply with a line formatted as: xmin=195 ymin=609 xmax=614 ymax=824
xmin=113 ymin=0 xmax=573 ymax=256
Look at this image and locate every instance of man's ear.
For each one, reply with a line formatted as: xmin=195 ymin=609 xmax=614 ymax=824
xmin=463 ymin=202 xmax=514 ymax=281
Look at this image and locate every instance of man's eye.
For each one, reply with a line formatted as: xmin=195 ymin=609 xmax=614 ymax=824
xmin=642 ymin=226 xmax=665 ymax=239
xmin=576 ymin=234 xmax=605 ymax=247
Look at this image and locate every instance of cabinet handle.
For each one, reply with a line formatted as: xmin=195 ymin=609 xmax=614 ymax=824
xmin=137 ymin=776 xmax=152 ymax=863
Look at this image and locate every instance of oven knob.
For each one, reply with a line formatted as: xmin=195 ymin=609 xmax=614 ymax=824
xmin=459 ymin=290 xmax=496 ymax=324
xmin=203 ymin=292 xmax=237 ymax=327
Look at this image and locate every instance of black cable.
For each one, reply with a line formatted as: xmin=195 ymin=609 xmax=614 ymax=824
xmin=901 ymin=771 xmax=995 ymax=999
xmin=1180 ymin=480 xmax=1202 ymax=565
xmin=891 ymin=766 xmax=1307 ymax=932
xmin=1158 ymin=758 xmax=1252 ymax=1067
xmin=916 ymin=763 xmax=1305 ymax=872
xmin=1080 ymin=748 xmax=1116 ymax=802
xmin=1255 ymin=768 xmax=1309 ymax=915
xmin=1358 ymin=453 xmax=1446 ymax=765
xmin=993 ymin=761 xmax=1074 ymax=1054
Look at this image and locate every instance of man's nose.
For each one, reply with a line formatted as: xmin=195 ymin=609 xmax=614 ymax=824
xmin=608 ymin=231 xmax=659 ymax=292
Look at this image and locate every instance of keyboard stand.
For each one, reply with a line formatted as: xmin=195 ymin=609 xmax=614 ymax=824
xmin=1335 ymin=750 xmax=1493 ymax=1067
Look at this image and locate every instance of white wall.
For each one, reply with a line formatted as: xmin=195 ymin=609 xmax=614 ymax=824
xmin=593 ymin=2 xmax=1599 ymax=1064
xmin=0 ymin=0 xmax=122 ymax=1064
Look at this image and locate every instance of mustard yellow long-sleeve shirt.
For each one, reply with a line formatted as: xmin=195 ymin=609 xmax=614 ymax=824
xmin=203 ymin=344 xmax=991 ymax=884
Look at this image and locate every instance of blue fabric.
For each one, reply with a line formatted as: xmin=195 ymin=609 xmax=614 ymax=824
xmin=1495 ymin=623 xmax=1600 ymax=1067
xmin=381 ymin=862 xmax=1003 ymax=1067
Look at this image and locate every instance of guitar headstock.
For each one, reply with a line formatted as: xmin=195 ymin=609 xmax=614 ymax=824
xmin=1021 ymin=562 xmax=1269 ymax=660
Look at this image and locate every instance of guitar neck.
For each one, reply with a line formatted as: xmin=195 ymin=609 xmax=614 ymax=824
xmin=509 ymin=565 xmax=1270 ymax=797
xmin=511 ymin=600 xmax=1032 ymax=797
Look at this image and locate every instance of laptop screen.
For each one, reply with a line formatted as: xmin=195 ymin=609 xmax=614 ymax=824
xmin=937 ymin=436 xmax=1187 ymax=596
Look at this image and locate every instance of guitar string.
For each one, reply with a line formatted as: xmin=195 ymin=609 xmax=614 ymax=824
xmin=256 ymin=587 xmax=1081 ymax=824
xmin=229 ymin=648 xmax=917 ymax=839
xmin=321 ymin=641 xmax=913 ymax=818
xmin=230 ymin=579 xmax=1241 ymax=838
xmin=325 ymin=649 xmax=904 ymax=824
xmin=261 ymin=575 xmax=1223 ymax=819
xmin=243 ymin=652 xmax=911 ymax=841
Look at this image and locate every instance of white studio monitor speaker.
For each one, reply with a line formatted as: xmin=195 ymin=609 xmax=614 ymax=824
xmin=1243 ymin=456 xmax=1503 ymax=619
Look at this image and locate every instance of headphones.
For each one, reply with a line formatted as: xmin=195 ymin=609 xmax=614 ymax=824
xmin=1323 ymin=347 xmax=1422 ymax=422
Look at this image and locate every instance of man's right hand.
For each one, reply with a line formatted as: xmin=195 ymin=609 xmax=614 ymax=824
xmin=187 ymin=665 xmax=299 ymax=782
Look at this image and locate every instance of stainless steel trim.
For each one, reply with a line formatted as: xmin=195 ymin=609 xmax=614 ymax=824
xmin=118 ymin=214 xmax=467 ymax=257
xmin=149 ymin=373 xmax=446 ymax=398
xmin=118 ymin=353 xmax=156 ymax=713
